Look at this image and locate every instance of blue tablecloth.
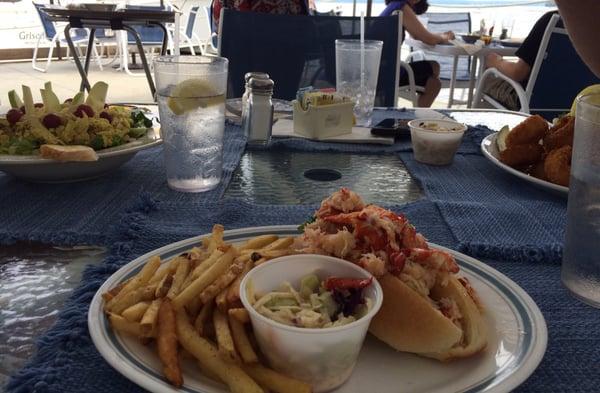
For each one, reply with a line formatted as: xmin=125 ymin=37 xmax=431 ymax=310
xmin=3 ymin=109 xmax=599 ymax=393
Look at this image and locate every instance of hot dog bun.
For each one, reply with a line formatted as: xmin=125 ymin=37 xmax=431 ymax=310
xmin=369 ymin=275 xmax=487 ymax=360
xmin=369 ymin=274 xmax=463 ymax=354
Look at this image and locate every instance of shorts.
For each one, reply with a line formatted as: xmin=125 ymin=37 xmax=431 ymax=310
xmin=399 ymin=60 xmax=436 ymax=87
xmin=482 ymin=76 xmax=520 ymax=111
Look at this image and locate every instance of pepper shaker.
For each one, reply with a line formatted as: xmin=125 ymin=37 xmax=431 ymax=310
xmin=245 ymin=77 xmax=274 ymax=146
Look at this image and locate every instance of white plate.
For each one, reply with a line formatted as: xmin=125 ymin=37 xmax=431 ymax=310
xmin=481 ymin=133 xmax=568 ymax=197
xmin=89 ymin=225 xmax=548 ymax=393
xmin=0 ymin=108 xmax=161 ymax=183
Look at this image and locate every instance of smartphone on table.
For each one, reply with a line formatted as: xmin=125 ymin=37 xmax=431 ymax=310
xmin=370 ymin=118 xmax=411 ymax=138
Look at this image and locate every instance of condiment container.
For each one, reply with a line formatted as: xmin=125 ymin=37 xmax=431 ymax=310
xmin=292 ymin=99 xmax=354 ymax=139
xmin=408 ymin=119 xmax=467 ymax=165
xmin=240 ymin=254 xmax=383 ymax=393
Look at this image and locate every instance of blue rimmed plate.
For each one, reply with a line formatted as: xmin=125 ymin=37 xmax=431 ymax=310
xmin=481 ymin=133 xmax=568 ymax=197
xmin=88 ymin=225 xmax=547 ymax=393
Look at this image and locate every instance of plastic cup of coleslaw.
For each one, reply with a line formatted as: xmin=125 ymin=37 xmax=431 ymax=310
xmin=408 ymin=119 xmax=467 ymax=165
xmin=240 ymin=254 xmax=383 ymax=392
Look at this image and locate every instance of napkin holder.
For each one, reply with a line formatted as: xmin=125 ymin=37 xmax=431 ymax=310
xmin=292 ymin=99 xmax=354 ymax=139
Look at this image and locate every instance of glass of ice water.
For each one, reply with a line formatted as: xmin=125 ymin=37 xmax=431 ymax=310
xmin=335 ymin=40 xmax=383 ymax=126
xmin=154 ymin=55 xmax=228 ymax=193
xmin=561 ymin=93 xmax=600 ymax=307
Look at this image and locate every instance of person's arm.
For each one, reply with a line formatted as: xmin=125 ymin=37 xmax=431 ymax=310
xmin=402 ymin=5 xmax=454 ymax=45
xmin=555 ymin=0 xmax=600 ymax=77
xmin=485 ymin=52 xmax=531 ymax=82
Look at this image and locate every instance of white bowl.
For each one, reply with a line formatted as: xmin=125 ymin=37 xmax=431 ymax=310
xmin=240 ymin=254 xmax=383 ymax=393
xmin=408 ymin=119 xmax=467 ymax=165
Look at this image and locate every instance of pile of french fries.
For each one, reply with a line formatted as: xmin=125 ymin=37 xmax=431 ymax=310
xmin=102 ymin=225 xmax=311 ymax=393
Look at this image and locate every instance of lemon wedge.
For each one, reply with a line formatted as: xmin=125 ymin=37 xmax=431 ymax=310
xmin=495 ymin=125 xmax=510 ymax=152
xmin=569 ymin=84 xmax=600 ymax=116
xmin=167 ymin=78 xmax=225 ymax=116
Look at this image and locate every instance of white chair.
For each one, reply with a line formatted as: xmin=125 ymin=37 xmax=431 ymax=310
xmin=32 ymin=2 xmax=102 ymax=73
xmin=473 ymin=14 xmax=600 ymax=119
xmin=197 ymin=5 xmax=218 ymax=55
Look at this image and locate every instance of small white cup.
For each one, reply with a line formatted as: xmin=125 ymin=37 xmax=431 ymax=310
xmin=240 ymin=254 xmax=383 ymax=393
xmin=408 ymin=119 xmax=467 ymax=166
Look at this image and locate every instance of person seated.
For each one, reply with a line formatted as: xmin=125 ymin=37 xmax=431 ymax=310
xmin=482 ymin=11 xmax=559 ymax=111
xmin=380 ymin=0 xmax=455 ymax=107
xmin=211 ymin=0 xmax=309 ymax=33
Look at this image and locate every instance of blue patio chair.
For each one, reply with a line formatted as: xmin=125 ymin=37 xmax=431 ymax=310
xmin=120 ymin=5 xmax=169 ymax=76
xmin=218 ymin=10 xmax=401 ymax=107
xmin=473 ymin=14 xmax=600 ymax=120
xmin=32 ymin=2 xmax=102 ymax=73
xmin=402 ymin=12 xmax=471 ymax=107
xmin=167 ymin=5 xmax=202 ymax=55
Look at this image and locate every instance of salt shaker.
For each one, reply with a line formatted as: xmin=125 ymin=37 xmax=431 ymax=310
xmin=241 ymin=72 xmax=269 ymax=131
xmin=245 ymin=77 xmax=274 ymax=146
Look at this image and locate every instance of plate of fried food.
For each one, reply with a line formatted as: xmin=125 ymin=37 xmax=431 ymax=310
xmin=89 ymin=189 xmax=547 ymax=393
xmin=481 ymin=114 xmax=571 ymax=196
xmin=0 ymin=82 xmax=161 ymax=182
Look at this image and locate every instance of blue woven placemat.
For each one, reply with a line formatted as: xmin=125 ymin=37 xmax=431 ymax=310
xmin=0 ymin=123 xmax=247 ymax=246
xmin=3 ymin=108 xmax=599 ymax=393
xmin=6 ymin=197 xmax=600 ymax=393
xmin=398 ymin=151 xmax=566 ymax=264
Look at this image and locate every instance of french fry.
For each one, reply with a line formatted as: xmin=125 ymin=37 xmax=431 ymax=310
xmin=213 ymin=308 xmax=240 ymax=362
xmin=207 ymin=224 xmax=225 ymax=254
xmin=226 ymin=260 xmax=252 ymax=306
xmin=253 ymin=257 xmax=268 ymax=266
xmin=197 ymin=361 xmax=222 ymax=383
xmin=102 ymin=278 xmax=131 ymax=302
xmin=172 ymin=246 xmax=237 ymax=310
xmin=111 ymin=283 xmax=157 ymax=315
xmin=243 ymin=364 xmax=312 ymax=393
xmin=157 ymin=299 xmax=183 ymax=387
xmin=215 ymin=287 xmax=229 ymax=312
xmin=148 ymin=257 xmax=175 ymax=285
xmin=166 ymin=258 xmax=191 ymax=299
xmin=190 ymin=249 xmax=225 ymax=281
xmin=262 ymin=237 xmax=294 ymax=252
xmin=186 ymin=296 xmax=203 ymax=321
xmin=122 ymin=301 xmax=151 ymax=322
xmin=175 ymin=309 xmax=263 ymax=393
xmin=155 ymin=272 xmax=174 ymax=298
xmin=106 ymin=256 xmax=161 ymax=311
xmin=229 ymin=315 xmax=258 ymax=363
xmin=109 ymin=313 xmax=146 ymax=337
xmin=238 ymin=235 xmax=279 ymax=251
xmin=194 ymin=301 xmax=214 ymax=336
xmin=228 ymin=308 xmax=250 ymax=324
xmin=141 ymin=298 xmax=163 ymax=336
xmin=200 ymin=259 xmax=245 ymax=304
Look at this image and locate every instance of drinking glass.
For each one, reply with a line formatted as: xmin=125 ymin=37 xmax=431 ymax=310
xmin=335 ymin=39 xmax=383 ymax=126
xmin=154 ymin=56 xmax=228 ymax=193
xmin=561 ymin=93 xmax=600 ymax=307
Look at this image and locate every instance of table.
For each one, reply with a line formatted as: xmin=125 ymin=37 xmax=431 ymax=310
xmin=1 ymin=107 xmax=598 ymax=392
xmin=40 ymin=6 xmax=175 ymax=98
xmin=405 ymin=37 xmax=518 ymax=108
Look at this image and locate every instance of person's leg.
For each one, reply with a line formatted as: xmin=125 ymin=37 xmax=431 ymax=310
xmin=417 ymin=61 xmax=441 ymax=107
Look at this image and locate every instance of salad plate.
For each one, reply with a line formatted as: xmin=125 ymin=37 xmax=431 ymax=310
xmin=481 ymin=133 xmax=568 ymax=197
xmin=0 ymin=106 xmax=161 ymax=183
xmin=89 ymin=225 xmax=547 ymax=393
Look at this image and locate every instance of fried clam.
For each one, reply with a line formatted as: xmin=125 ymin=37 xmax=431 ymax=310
xmin=543 ymin=115 xmax=574 ymax=151
xmin=544 ymin=145 xmax=572 ymax=187
xmin=499 ymin=143 xmax=544 ymax=168
xmin=505 ymin=114 xmax=548 ymax=148
xmin=526 ymin=160 xmax=547 ymax=181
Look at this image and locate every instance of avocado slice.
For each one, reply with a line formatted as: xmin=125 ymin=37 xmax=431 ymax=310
xmin=85 ymin=81 xmax=108 ymax=113
xmin=8 ymin=90 xmax=23 ymax=109
xmin=41 ymin=82 xmax=61 ymax=113
xmin=22 ymin=85 xmax=35 ymax=116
